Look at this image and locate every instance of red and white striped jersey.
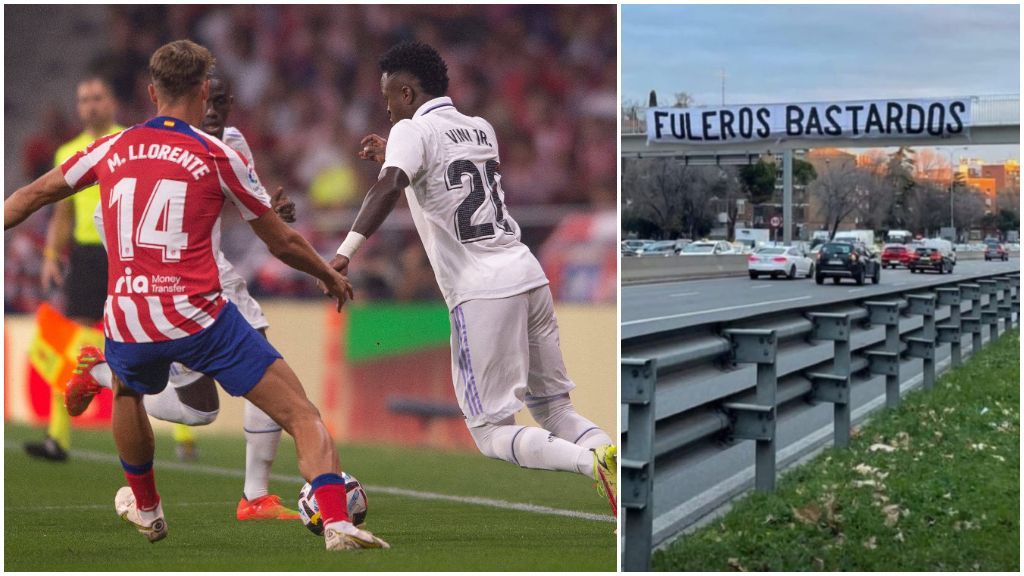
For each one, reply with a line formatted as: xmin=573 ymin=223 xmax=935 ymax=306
xmin=60 ymin=116 xmax=272 ymax=343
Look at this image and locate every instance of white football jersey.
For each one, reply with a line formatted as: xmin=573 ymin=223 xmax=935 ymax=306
xmin=382 ymin=97 xmax=548 ymax=310
xmin=212 ymin=126 xmax=253 ymax=287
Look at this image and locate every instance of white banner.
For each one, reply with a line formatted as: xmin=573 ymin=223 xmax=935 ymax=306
xmin=645 ymin=98 xmax=972 ymax=144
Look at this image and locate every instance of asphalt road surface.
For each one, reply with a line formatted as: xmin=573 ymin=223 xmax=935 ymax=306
xmin=622 ymin=258 xmax=1020 ymax=339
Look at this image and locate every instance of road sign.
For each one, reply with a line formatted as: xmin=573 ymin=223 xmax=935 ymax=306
xmin=770 ymin=216 xmax=782 ymax=227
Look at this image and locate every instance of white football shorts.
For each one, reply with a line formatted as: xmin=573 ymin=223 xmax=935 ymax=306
xmin=450 ymin=285 xmax=575 ymax=427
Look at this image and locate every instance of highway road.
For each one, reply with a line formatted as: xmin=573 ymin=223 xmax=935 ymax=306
xmin=622 ymin=258 xmax=1020 ymax=339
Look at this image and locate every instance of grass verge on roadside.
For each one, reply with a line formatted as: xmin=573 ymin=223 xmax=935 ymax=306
xmin=654 ymin=329 xmax=1020 ymax=571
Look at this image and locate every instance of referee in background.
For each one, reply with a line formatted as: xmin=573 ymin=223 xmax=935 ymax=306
xmin=25 ymin=76 xmax=123 ymax=461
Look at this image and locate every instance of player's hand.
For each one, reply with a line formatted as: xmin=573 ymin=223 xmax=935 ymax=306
xmin=271 ymin=187 xmax=296 ymax=223
xmin=321 ymin=269 xmax=355 ymax=312
xmin=40 ymin=256 xmax=63 ymax=290
xmin=359 ymin=134 xmax=387 ymax=164
xmin=328 ymin=254 xmax=350 ymax=276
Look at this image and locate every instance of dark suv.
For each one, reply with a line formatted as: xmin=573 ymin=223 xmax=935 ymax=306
xmin=815 ymin=242 xmax=881 ymax=285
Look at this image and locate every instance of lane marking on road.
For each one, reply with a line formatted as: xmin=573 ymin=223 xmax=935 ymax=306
xmin=848 ymin=288 xmax=866 ymax=293
xmin=750 ymin=284 xmax=773 ymax=289
xmin=668 ymin=292 xmax=700 ymax=298
xmin=623 ymin=296 xmax=812 ymax=326
xmin=3 ymin=441 xmax=615 ymax=523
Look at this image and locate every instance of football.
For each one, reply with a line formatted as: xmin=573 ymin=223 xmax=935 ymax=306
xmin=297 ymin=472 xmax=369 ymax=535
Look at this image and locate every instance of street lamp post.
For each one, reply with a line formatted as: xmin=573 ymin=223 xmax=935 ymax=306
xmin=947 ymin=147 xmax=967 ymax=239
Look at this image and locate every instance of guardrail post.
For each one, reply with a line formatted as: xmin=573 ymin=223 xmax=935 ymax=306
xmin=806 ymin=312 xmax=853 ymax=447
xmin=995 ymin=277 xmax=1012 ymax=333
xmin=621 ymin=358 xmax=656 ymax=572
xmin=978 ymin=280 xmax=998 ymax=342
xmin=1010 ymin=275 xmax=1020 ymax=328
xmin=723 ymin=329 xmax=778 ymax=492
xmin=905 ymin=293 xmax=937 ymax=390
xmin=960 ymin=284 xmax=983 ymax=356
xmin=864 ymin=301 xmax=902 ymax=408
xmin=935 ymin=287 xmax=962 ymax=367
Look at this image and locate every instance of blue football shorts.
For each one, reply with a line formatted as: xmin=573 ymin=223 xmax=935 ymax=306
xmin=105 ymin=301 xmax=282 ymax=397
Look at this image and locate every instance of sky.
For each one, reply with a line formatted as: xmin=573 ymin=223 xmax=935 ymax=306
xmin=622 ymin=4 xmax=1020 ymax=163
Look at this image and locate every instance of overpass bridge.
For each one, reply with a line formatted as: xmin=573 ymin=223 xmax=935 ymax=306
xmin=621 ymin=94 xmax=1019 ymax=244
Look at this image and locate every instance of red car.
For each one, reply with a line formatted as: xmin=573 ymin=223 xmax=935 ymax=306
xmin=881 ymin=244 xmax=913 ymax=268
xmin=985 ymin=243 xmax=1008 ymax=261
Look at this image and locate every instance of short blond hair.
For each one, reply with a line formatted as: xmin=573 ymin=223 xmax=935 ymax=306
xmin=149 ymin=40 xmax=215 ymax=100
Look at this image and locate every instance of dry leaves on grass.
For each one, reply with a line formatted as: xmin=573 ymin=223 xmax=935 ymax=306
xmin=863 ymin=536 xmax=878 ymax=550
xmin=869 ymin=444 xmax=896 ymax=453
xmin=792 ymin=502 xmax=821 ymax=525
xmin=882 ymin=504 xmax=904 ymax=527
xmin=727 ymin=558 xmax=747 ymax=572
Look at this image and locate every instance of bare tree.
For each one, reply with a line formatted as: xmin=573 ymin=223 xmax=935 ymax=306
xmin=810 ymin=159 xmax=872 ymax=238
xmin=622 ymin=158 xmax=719 ymax=239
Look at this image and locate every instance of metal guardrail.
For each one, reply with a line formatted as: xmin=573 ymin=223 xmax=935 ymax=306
xmin=622 ymin=94 xmax=1021 ymax=136
xmin=620 ymin=270 xmax=1020 ymax=571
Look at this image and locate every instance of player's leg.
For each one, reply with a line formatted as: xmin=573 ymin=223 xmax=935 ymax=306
xmin=523 ymin=285 xmax=616 ymax=514
xmin=451 ymin=296 xmax=595 ymax=477
xmin=143 ymin=366 xmax=219 ymax=425
xmin=187 ymin=303 xmax=385 ymax=549
xmin=231 ymin=302 xmax=298 ymax=520
xmin=236 ymin=399 xmax=299 ymax=520
xmin=105 ymin=341 xmax=169 ymax=543
xmin=67 ymin=353 xmax=219 ymax=427
xmin=243 ymin=361 xmax=386 ymax=548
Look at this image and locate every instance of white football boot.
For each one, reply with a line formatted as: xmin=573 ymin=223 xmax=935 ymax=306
xmin=324 ymin=520 xmax=390 ymax=550
xmin=114 ymin=486 xmax=168 ymax=543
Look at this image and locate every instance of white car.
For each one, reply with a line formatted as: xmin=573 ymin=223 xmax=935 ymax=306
xmin=748 ymin=245 xmax=815 ymax=279
xmin=679 ymin=241 xmax=735 ymax=256
xmin=635 ymin=240 xmax=678 ymax=257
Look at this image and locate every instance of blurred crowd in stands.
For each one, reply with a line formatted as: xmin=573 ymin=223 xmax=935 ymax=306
xmin=6 ymin=5 xmax=617 ymax=313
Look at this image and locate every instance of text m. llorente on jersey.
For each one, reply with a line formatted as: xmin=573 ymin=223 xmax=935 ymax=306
xmin=106 ymin=143 xmax=212 ymax=180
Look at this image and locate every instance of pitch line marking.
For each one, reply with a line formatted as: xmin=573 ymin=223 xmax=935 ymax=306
xmin=623 ymin=296 xmax=812 ymax=326
xmin=4 ymin=441 xmax=614 ymax=524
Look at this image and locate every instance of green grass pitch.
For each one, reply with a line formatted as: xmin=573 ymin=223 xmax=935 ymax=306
xmin=4 ymin=422 xmax=615 ymax=571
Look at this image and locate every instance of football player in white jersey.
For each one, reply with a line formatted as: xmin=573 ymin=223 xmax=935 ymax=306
xmin=329 ymin=42 xmax=617 ymax=515
xmin=65 ymin=75 xmax=302 ymax=522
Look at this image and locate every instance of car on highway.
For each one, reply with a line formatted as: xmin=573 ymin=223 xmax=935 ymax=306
xmin=621 ymin=239 xmax=653 ymax=256
xmin=636 ymin=240 xmax=679 ymax=257
xmin=908 ymin=239 xmax=956 ymax=274
xmin=815 ymin=241 xmax=881 ymax=285
xmin=985 ymin=242 xmax=1009 ymax=261
xmin=748 ymin=245 xmax=815 ymax=280
xmin=678 ymin=241 xmax=735 ymax=256
xmin=881 ymin=243 xmax=913 ymax=269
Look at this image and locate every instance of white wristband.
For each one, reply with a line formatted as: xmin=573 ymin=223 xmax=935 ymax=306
xmin=336 ymin=231 xmax=366 ymax=259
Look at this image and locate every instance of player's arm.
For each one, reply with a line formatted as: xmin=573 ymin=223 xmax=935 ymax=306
xmin=332 ymin=123 xmax=422 ymax=274
xmin=248 ymin=208 xmax=354 ymax=310
xmin=40 ymin=198 xmax=74 ymax=289
xmin=4 ymin=167 xmax=75 ymax=231
xmin=328 ymin=167 xmax=408 ymax=274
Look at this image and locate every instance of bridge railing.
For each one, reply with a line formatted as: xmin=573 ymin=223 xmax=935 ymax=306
xmin=621 ymin=93 xmax=1021 ymax=136
xmin=620 ymin=270 xmax=1020 ymax=571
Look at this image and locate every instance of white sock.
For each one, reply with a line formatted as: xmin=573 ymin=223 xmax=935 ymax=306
xmin=243 ymin=400 xmax=282 ymax=501
xmin=90 ymin=362 xmax=114 ymax=389
xmin=527 ymin=393 xmax=613 ymax=450
xmin=470 ymin=421 xmax=594 ymax=478
xmin=143 ymin=378 xmax=218 ymax=426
